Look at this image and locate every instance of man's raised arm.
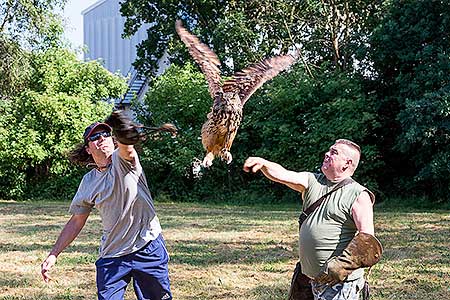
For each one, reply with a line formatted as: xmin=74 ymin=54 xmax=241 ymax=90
xmin=243 ymin=157 xmax=308 ymax=193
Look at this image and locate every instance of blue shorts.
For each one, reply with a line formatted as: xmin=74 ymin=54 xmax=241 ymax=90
xmin=95 ymin=234 xmax=172 ymax=300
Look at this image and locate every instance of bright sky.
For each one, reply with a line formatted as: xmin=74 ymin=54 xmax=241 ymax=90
xmin=62 ymin=0 xmax=99 ymax=57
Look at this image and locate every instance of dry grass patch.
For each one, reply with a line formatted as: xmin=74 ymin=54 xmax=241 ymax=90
xmin=0 ymin=200 xmax=448 ymax=299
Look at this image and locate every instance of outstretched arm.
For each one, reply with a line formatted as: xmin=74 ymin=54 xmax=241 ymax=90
xmin=41 ymin=213 xmax=89 ymax=283
xmin=243 ymin=157 xmax=308 ymax=193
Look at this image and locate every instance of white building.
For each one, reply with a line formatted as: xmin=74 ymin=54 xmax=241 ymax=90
xmin=82 ymin=0 xmax=169 ymax=109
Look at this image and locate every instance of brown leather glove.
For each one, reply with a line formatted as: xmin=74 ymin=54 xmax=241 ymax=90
xmin=315 ymin=232 xmax=383 ymax=285
xmin=105 ymin=110 xmax=141 ymax=145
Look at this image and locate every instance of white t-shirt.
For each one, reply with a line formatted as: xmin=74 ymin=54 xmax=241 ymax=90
xmin=69 ymin=149 xmax=162 ymax=258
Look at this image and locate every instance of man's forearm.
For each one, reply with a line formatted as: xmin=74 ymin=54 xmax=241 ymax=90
xmin=260 ymin=161 xmax=290 ymax=183
xmin=49 ymin=214 xmax=88 ymax=257
xmin=244 ymin=157 xmax=307 ymax=192
xmin=260 ymin=161 xmax=307 ymax=192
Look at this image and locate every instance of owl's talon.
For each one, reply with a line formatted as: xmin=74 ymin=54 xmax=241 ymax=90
xmin=221 ymin=150 xmax=233 ymax=164
xmin=202 ymin=152 xmax=214 ymax=168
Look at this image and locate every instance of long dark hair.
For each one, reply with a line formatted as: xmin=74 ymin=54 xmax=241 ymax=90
xmin=68 ymin=122 xmax=176 ymax=167
xmin=68 ymin=138 xmax=118 ymax=167
xmin=68 ymin=143 xmax=95 ymax=167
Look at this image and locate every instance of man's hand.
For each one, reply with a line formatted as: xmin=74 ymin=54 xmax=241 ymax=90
xmin=41 ymin=254 xmax=57 ymax=283
xmin=315 ymin=256 xmax=348 ymax=286
xmin=243 ymin=157 xmax=267 ymax=173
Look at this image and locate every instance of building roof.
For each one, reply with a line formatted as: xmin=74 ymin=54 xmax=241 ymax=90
xmin=81 ymin=0 xmax=109 ymax=15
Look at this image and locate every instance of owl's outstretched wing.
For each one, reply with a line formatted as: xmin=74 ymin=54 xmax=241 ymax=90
xmin=175 ymin=20 xmax=222 ymax=99
xmin=222 ymin=53 xmax=297 ymax=105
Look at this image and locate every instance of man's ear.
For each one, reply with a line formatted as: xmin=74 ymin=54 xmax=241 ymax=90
xmin=343 ymin=159 xmax=353 ymax=171
xmin=85 ymin=145 xmax=91 ymax=155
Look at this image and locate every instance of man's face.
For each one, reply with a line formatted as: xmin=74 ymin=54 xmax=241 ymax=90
xmin=321 ymin=143 xmax=351 ymax=178
xmin=85 ymin=128 xmax=115 ymax=162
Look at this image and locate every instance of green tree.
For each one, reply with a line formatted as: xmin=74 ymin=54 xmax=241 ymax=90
xmin=301 ymin=0 xmax=386 ymax=70
xmin=0 ymin=48 xmax=127 ymax=199
xmin=368 ymin=0 xmax=450 ymax=200
xmin=135 ymin=63 xmax=212 ymax=199
xmin=0 ymin=0 xmax=67 ymax=99
xmin=121 ymin=0 xmax=384 ymax=76
xmin=0 ymin=0 xmax=66 ymax=47
xmin=0 ymin=36 xmax=31 ymax=99
xmin=120 ymin=0 xmax=295 ymax=75
xmin=238 ymin=64 xmax=380 ymax=200
xmin=120 ymin=1 xmax=387 ymax=202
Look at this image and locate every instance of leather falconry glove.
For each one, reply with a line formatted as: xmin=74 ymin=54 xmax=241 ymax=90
xmin=315 ymin=232 xmax=383 ymax=286
xmin=105 ymin=110 xmax=177 ymax=145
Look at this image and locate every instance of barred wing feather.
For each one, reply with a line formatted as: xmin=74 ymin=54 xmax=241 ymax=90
xmin=223 ymin=54 xmax=297 ymax=105
xmin=175 ymin=20 xmax=222 ymax=99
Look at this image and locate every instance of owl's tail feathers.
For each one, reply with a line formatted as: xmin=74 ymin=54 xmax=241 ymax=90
xmin=141 ymin=123 xmax=178 ymax=136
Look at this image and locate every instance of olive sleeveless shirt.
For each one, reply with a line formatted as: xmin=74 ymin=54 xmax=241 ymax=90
xmin=299 ymin=173 xmax=374 ymax=281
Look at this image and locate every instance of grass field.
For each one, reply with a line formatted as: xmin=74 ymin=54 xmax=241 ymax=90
xmin=0 ymin=200 xmax=449 ymax=300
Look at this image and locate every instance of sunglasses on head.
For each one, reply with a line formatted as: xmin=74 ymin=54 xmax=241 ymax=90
xmin=88 ymin=131 xmax=111 ymax=142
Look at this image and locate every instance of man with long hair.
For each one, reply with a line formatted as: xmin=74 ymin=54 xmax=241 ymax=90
xmin=41 ymin=111 xmax=173 ymax=300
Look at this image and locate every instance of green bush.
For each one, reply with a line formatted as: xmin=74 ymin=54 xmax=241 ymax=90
xmin=0 ymin=48 xmax=127 ymax=199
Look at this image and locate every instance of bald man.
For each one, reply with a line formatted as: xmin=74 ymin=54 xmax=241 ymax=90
xmin=243 ymin=139 xmax=382 ymax=300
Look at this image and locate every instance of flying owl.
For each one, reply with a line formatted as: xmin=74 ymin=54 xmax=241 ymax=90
xmin=175 ymin=20 xmax=298 ymax=167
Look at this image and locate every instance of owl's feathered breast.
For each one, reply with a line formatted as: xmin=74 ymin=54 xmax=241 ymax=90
xmin=201 ymin=92 xmax=243 ymax=152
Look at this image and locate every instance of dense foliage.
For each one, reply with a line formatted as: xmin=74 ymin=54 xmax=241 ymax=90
xmin=368 ymin=0 xmax=450 ymax=200
xmin=1 ymin=0 xmax=449 ymax=204
xmin=0 ymin=48 xmax=127 ymax=199
xmin=121 ymin=0 xmax=382 ymax=75
xmin=123 ymin=0 xmax=450 ymax=204
xmin=0 ymin=0 xmax=66 ymax=47
xmin=0 ymin=0 xmax=66 ymax=99
xmin=0 ymin=36 xmax=31 ymax=99
xmin=135 ymin=63 xmax=215 ymax=200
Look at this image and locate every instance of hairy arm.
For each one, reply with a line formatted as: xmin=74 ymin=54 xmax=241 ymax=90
xmin=351 ymin=191 xmax=375 ymax=235
xmin=41 ymin=213 xmax=89 ymax=283
xmin=243 ymin=157 xmax=308 ymax=192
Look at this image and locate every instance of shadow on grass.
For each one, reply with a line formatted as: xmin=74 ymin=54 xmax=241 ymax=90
xmin=0 ymin=271 xmax=32 ymax=289
xmin=4 ymin=224 xmax=66 ymax=236
xmin=0 ymin=241 xmax=98 ymax=256
xmin=371 ymin=278 xmax=450 ymax=300
xmin=167 ymin=238 xmax=295 ymax=266
xmin=0 ymin=201 xmax=69 ymax=216
xmin=250 ymin=282 xmax=290 ymax=300
xmin=0 ymin=271 xmax=93 ymax=300
xmin=376 ymin=217 xmax=449 ymax=262
xmin=0 ymin=292 xmax=87 ymax=300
